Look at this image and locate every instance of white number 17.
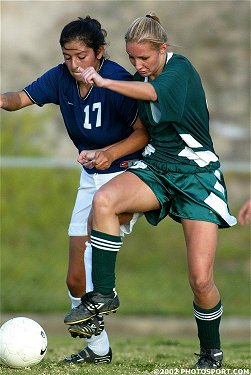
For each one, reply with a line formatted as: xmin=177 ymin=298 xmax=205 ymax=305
xmin=83 ymin=102 xmax=101 ymax=129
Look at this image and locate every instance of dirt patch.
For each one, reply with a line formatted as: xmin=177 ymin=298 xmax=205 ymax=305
xmin=1 ymin=314 xmax=250 ymax=339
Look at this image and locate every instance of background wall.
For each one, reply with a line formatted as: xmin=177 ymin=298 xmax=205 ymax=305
xmin=1 ymin=0 xmax=250 ymax=160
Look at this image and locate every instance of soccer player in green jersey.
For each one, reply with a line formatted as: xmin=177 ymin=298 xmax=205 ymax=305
xmin=64 ymin=13 xmax=237 ymax=368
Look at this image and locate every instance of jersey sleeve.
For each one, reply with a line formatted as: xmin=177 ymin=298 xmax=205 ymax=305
xmin=23 ymin=65 xmax=62 ymax=106
xmin=149 ymin=59 xmax=190 ymax=124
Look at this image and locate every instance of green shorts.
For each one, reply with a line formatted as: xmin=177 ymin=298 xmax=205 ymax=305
xmin=128 ymin=161 xmax=236 ymax=228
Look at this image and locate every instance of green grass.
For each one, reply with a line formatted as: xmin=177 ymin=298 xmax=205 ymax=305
xmin=0 ymin=334 xmax=250 ymax=374
xmin=1 ymin=168 xmax=250 ymax=315
xmin=1 ymin=168 xmax=250 ymax=373
xmin=1 ymin=107 xmax=65 ymax=157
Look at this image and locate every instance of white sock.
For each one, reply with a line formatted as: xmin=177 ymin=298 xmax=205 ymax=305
xmin=68 ymin=245 xmax=110 ymax=355
xmin=85 ymin=329 xmax=110 ymax=355
xmin=84 ymin=241 xmax=110 ymax=354
xmin=68 ymin=291 xmax=81 ymax=309
xmin=68 ymin=291 xmax=109 ymax=354
xmin=84 ymin=241 xmax=94 ymax=293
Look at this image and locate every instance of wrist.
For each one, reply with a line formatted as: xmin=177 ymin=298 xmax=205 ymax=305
xmin=105 ymin=148 xmax=116 ymax=163
xmin=102 ymin=78 xmax=112 ymax=89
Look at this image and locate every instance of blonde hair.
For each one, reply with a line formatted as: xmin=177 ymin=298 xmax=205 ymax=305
xmin=125 ymin=13 xmax=168 ymax=50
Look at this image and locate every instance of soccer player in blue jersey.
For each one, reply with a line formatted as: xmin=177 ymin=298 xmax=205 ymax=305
xmin=64 ymin=13 xmax=237 ymax=369
xmin=0 ymin=16 xmax=149 ymax=364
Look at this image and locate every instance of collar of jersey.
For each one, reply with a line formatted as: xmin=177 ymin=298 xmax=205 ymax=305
xmin=77 ymin=58 xmax=105 ymax=100
xmin=144 ymin=52 xmax=173 ymax=83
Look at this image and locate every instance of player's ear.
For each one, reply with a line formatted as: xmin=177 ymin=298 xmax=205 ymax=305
xmin=159 ymin=43 xmax=168 ymax=54
xmin=97 ymin=46 xmax=105 ymax=60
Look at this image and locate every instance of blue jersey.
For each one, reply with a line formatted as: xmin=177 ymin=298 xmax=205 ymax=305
xmin=24 ymin=59 xmax=141 ymax=174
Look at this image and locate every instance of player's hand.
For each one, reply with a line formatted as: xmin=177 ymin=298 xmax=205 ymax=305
xmin=237 ymin=199 xmax=251 ymax=225
xmin=78 ymin=150 xmax=96 ymax=169
xmin=77 ymin=67 xmax=105 ymax=87
xmin=93 ymin=150 xmax=113 ymax=170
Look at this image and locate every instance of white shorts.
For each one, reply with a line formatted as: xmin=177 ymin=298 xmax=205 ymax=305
xmin=68 ymin=168 xmax=140 ymax=237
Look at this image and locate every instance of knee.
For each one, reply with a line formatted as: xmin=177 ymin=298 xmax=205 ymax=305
xmin=189 ymin=274 xmax=214 ymax=298
xmin=93 ymin=189 xmax=115 ymax=214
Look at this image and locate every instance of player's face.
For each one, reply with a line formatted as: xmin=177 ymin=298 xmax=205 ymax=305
xmin=62 ymin=40 xmax=103 ymax=81
xmin=126 ymin=41 xmax=167 ymax=80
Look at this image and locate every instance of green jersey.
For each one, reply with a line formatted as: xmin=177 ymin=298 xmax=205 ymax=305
xmin=135 ymin=53 xmax=220 ymax=173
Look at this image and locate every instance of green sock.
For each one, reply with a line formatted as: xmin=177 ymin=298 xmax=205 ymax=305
xmin=193 ymin=300 xmax=223 ymax=349
xmin=91 ymin=229 xmax=122 ymax=295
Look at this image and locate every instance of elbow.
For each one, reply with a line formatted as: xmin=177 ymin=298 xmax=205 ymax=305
xmin=136 ymin=125 xmax=150 ymax=143
xmin=148 ymin=88 xmax=157 ymax=102
xmin=144 ymin=131 xmax=150 ymax=144
xmin=1 ymin=107 xmax=15 ymax=112
xmin=132 ymin=129 xmax=149 ymax=149
xmin=139 ymin=129 xmax=150 ymax=146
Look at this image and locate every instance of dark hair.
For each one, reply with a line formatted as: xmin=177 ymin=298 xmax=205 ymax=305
xmin=59 ymin=16 xmax=107 ymax=56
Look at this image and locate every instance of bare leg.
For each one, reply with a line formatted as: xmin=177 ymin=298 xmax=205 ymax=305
xmin=92 ymin=171 xmax=160 ymax=234
xmin=182 ymin=219 xmax=223 ymax=362
xmin=182 ymin=219 xmax=220 ymax=308
xmin=67 ymin=236 xmax=87 ymax=297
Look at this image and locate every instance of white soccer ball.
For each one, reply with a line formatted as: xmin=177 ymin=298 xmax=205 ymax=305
xmin=0 ymin=317 xmax=47 ymax=368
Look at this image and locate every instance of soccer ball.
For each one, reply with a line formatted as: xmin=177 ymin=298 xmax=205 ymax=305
xmin=0 ymin=317 xmax=47 ymax=368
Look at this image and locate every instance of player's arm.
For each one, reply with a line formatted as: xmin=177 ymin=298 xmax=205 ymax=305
xmin=103 ymin=117 xmax=149 ymax=159
xmin=98 ymin=79 xmax=156 ymax=101
xmin=92 ymin=117 xmax=149 ymax=170
xmin=0 ymin=91 xmax=33 ymax=111
xmin=78 ymin=117 xmax=149 ymax=170
xmin=78 ymin=67 xmax=157 ymax=101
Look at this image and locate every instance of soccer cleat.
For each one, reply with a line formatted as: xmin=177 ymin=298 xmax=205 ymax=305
xmin=64 ymin=290 xmax=120 ymax=325
xmin=195 ymin=348 xmax=223 ymax=368
xmin=63 ymin=346 xmax=112 ymax=364
xmin=68 ymin=315 xmax=104 ymax=338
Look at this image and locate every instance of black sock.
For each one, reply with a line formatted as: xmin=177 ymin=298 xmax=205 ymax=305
xmin=193 ymin=300 xmax=223 ymax=349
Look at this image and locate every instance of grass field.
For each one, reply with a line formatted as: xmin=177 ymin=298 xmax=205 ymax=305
xmin=1 ymin=168 xmax=250 ymax=316
xmin=1 ymin=168 xmax=250 ymax=373
xmin=0 ymin=333 xmax=250 ymax=374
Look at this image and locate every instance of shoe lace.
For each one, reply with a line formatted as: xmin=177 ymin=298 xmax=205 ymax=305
xmin=80 ymin=292 xmax=100 ymax=315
